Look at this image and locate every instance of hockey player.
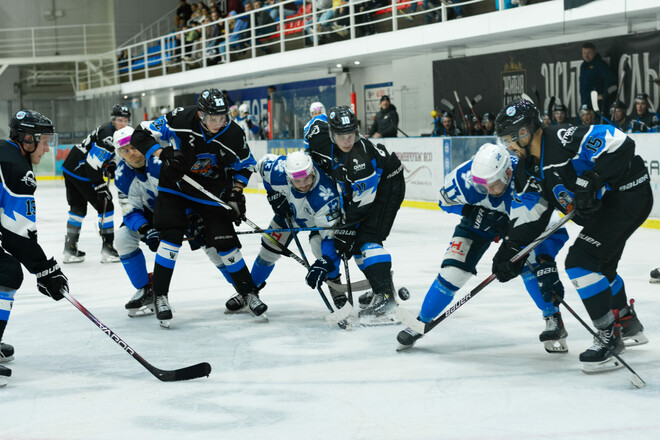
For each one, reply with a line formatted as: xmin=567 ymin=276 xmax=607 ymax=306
xmin=112 ymin=127 xmax=235 ymax=320
xmin=305 ymin=105 xmax=405 ymax=318
xmin=0 ymin=110 xmax=69 ymax=386
xmin=61 ymin=104 xmax=131 ymax=264
xmin=493 ymin=99 xmax=650 ymax=373
xmin=303 ymin=102 xmax=327 ymax=145
xmin=397 ymin=143 xmax=570 ymax=352
xmin=249 ymin=150 xmax=347 ymax=309
xmin=130 ymin=88 xmax=264 ymax=325
xmin=627 ymin=93 xmax=659 ymax=133
xmin=236 ymin=103 xmax=260 ymax=141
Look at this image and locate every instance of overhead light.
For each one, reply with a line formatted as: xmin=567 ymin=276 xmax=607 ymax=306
xmin=353 ymin=60 xmax=360 ymax=65
xmin=123 ymin=95 xmax=128 ymax=99
xmin=336 ymin=63 xmax=342 ymax=68
xmin=141 ymin=92 xmax=146 ymax=97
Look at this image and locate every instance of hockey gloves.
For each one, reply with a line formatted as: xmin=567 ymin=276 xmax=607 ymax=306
xmin=267 ymin=191 xmax=292 ymax=218
xmin=94 ymin=181 xmax=113 ymax=203
xmin=574 ymin=170 xmax=603 ymax=219
xmin=138 ymin=224 xmax=160 ymax=252
xmin=103 ymin=160 xmax=117 ymax=180
xmin=160 ymin=147 xmax=186 ymax=182
xmin=306 ymin=256 xmax=336 ymax=289
xmin=185 ymin=212 xmax=206 ymax=250
xmin=34 ymin=258 xmax=68 ymax=301
xmin=492 ymin=241 xmax=525 ymax=282
xmin=227 ymin=188 xmax=246 ymax=226
xmin=467 ymin=206 xmax=509 ymax=235
xmin=535 ymin=261 xmax=564 ymax=303
xmin=334 ymin=228 xmax=358 ymax=259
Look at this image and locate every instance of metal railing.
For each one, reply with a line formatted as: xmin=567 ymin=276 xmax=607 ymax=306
xmin=0 ymin=23 xmax=114 ymax=58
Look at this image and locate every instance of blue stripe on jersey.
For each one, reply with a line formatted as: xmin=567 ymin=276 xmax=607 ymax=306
xmin=62 ymin=167 xmax=91 ymax=181
xmin=158 ymin=186 xmax=227 ymax=207
xmin=0 ymin=181 xmax=36 ymax=236
xmin=566 ymin=266 xmax=610 ymax=299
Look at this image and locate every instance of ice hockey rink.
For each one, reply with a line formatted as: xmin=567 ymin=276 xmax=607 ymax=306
xmin=1 ymin=181 xmax=659 ymax=440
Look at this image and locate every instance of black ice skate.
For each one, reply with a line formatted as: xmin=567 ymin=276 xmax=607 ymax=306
xmin=539 ymin=312 xmax=568 ymax=354
xmin=358 ymin=292 xmax=396 ymax=318
xmin=224 ymin=292 xmax=247 ymax=313
xmin=616 ymin=299 xmax=648 ymax=347
xmin=328 ymin=276 xmax=348 ymax=309
xmin=0 ymin=342 xmax=14 ymax=363
xmin=0 ymin=363 xmax=11 ymax=387
xmin=579 ymin=323 xmax=625 ymax=374
xmin=63 ymin=234 xmax=86 ymax=264
xmin=396 ymin=327 xmax=423 ymax=351
xmin=246 ymin=293 xmax=268 ymax=317
xmin=358 ymin=291 xmax=374 ymax=309
xmin=125 ymin=283 xmax=155 ymax=317
xmin=649 ymin=268 xmax=660 ymax=284
xmin=155 ymin=295 xmax=173 ymax=328
xmin=100 ymin=241 xmax=120 ymax=264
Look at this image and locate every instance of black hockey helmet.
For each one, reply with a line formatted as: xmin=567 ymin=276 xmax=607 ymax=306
xmin=553 ymin=104 xmax=567 ymax=113
xmin=197 ymin=88 xmax=228 ymax=115
xmin=9 ymin=110 xmax=56 ymax=153
xmin=111 ymin=104 xmax=131 ymax=119
xmin=495 ymin=99 xmax=542 ymax=143
xmin=328 ymin=105 xmax=359 ymax=140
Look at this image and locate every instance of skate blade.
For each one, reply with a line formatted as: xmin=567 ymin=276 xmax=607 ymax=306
xmin=100 ymin=256 xmax=121 ymax=264
xmin=0 ymin=355 xmax=15 ymax=363
xmin=581 ymin=356 xmax=625 ymax=374
xmin=623 ymin=332 xmax=649 ymax=347
xmin=224 ymin=307 xmax=249 ymax=315
xmin=159 ymin=319 xmax=171 ymax=329
xmin=543 ymin=338 xmax=568 ymax=354
xmin=648 ymin=277 xmax=660 ymax=284
xmin=0 ymin=377 xmax=7 ymax=387
xmin=396 ymin=342 xmax=417 ymax=352
xmin=127 ymin=306 xmax=155 ymax=317
xmin=358 ymin=312 xmax=400 ymax=327
xmin=63 ymin=257 xmax=85 ymax=264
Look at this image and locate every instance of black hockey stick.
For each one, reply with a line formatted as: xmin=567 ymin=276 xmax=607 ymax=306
xmin=398 ymin=210 xmax=576 ymax=335
xmin=284 ymin=215 xmax=334 ymax=313
xmin=558 ymin=298 xmax=645 ymax=388
xmin=235 ymin=225 xmax=353 ymax=235
xmin=62 ymin=289 xmax=211 ymax=381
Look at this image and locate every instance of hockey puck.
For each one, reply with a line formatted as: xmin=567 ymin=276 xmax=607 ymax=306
xmin=398 ymin=287 xmax=410 ymax=301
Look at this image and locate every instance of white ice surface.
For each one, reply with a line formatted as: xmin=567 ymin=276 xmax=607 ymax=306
xmin=1 ymin=181 xmax=659 ymax=440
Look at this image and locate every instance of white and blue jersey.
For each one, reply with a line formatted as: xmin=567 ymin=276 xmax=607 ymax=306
xmin=236 ymin=114 xmax=260 ymax=141
xmin=114 ymin=157 xmax=161 ymax=231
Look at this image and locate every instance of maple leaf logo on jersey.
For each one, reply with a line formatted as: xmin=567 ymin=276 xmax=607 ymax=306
xmin=318 ymin=184 xmax=334 ymax=201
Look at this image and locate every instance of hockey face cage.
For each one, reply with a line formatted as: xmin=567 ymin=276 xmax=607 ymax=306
xmin=10 ymin=110 xmax=58 ymax=153
xmin=328 ymin=106 xmax=360 ymax=143
xmin=495 ymin=99 xmax=542 ymax=145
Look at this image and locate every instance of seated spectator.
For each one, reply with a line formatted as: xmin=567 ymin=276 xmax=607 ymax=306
xmin=610 ymin=100 xmax=628 ymax=132
xmin=217 ymin=0 xmax=245 ymax=18
xmin=628 ymin=93 xmax=659 ymax=133
xmin=496 ymin=0 xmax=527 ymax=10
xmin=482 ymin=112 xmax=495 ymax=135
xmin=117 ymin=49 xmax=128 ymax=70
xmin=305 ymin=0 xmax=333 ymax=44
xmin=177 ymin=0 xmax=193 ymax=26
xmin=267 ymin=0 xmax=299 ymax=22
xmin=423 ymin=0 xmax=464 ymax=24
xmin=552 ymin=103 xmax=570 ymax=126
xmin=253 ymin=0 xmax=276 ymax=38
xmin=578 ymin=104 xmax=597 ymax=125
xmin=433 ymin=111 xmax=462 ymax=136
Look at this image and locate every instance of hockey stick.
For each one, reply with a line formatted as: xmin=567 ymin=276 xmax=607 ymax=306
xmin=440 ymin=98 xmax=454 ymax=113
xmin=62 ymin=289 xmax=211 ymax=381
xmin=614 ymin=56 xmax=630 ymax=110
xmin=284 ymin=215 xmax=334 ymax=313
xmin=453 ymin=90 xmax=469 ymax=134
xmin=591 ymin=91 xmax=615 ymax=126
xmin=558 ymin=298 xmax=645 ymax=388
xmin=234 ymin=225 xmax=358 ymax=235
xmin=398 ymin=210 xmax=576 ymax=335
xmin=397 ymin=127 xmax=410 ymax=137
xmin=465 ymin=95 xmax=485 ymax=134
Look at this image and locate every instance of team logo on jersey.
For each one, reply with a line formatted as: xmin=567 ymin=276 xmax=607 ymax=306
xmin=306 ymin=124 xmax=320 ymax=139
xmin=353 ymin=159 xmax=366 ymax=172
xmin=191 ymin=154 xmax=218 ymax=178
xmin=552 ymin=184 xmax=574 ymax=211
xmin=21 ymin=171 xmax=37 ymax=188
xmin=557 ymin=126 xmax=578 ymax=146
xmin=318 ymin=184 xmax=334 ymax=201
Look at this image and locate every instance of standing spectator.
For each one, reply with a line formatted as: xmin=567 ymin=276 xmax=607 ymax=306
xmin=628 ymin=93 xmax=659 ymax=133
xmin=579 ymin=42 xmax=616 ymax=110
xmin=610 ymin=100 xmax=628 ymax=132
xmin=367 ymin=95 xmax=399 ymax=138
xmin=61 ymin=104 xmax=130 ymax=264
xmin=433 ymin=111 xmax=462 ymax=136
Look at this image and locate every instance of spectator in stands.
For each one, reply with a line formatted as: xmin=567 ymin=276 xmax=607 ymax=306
xmin=541 ymin=111 xmax=552 ymax=128
xmin=305 ymin=0 xmax=333 ymax=45
xmin=253 ymin=0 xmax=276 ymax=41
xmin=366 ymin=95 xmax=399 ymax=138
xmin=496 ymin=0 xmax=527 ymax=10
xmin=181 ymin=22 xmax=201 ymax=61
xmin=217 ymin=0 xmax=244 ymax=18
xmin=117 ymin=49 xmax=128 ymax=71
xmin=628 ymin=93 xmax=659 ymax=133
xmin=610 ymin=100 xmax=628 ymax=132
xmin=188 ymin=2 xmax=203 ymax=25
xmin=205 ymin=9 xmax=224 ymax=63
xmin=482 ymin=112 xmax=495 ymax=135
xmin=579 ymin=41 xmax=616 ymax=110
xmin=578 ymin=104 xmax=597 ymax=126
xmin=433 ymin=111 xmax=462 ymax=136
xmin=197 ymin=2 xmax=211 ymax=20
xmin=177 ymin=0 xmax=193 ymax=26
xmin=552 ymin=103 xmax=570 ymax=126
xmin=266 ymin=0 xmax=299 ymax=22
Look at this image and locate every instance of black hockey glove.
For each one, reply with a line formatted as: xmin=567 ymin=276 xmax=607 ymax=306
xmin=334 ymin=228 xmax=358 ymax=259
xmin=103 ymin=160 xmax=117 ymax=180
xmin=467 ymin=206 xmax=509 ymax=234
xmin=267 ymin=191 xmax=291 ymax=218
xmin=185 ymin=212 xmax=206 ymax=250
xmin=94 ymin=181 xmax=112 ymax=203
xmin=160 ymin=147 xmax=186 ymax=182
xmin=246 ymin=118 xmax=254 ymax=129
xmin=535 ymin=261 xmax=564 ymax=303
xmin=138 ymin=224 xmax=160 ymax=252
xmin=34 ymin=258 xmax=68 ymax=301
xmin=306 ymin=256 xmax=336 ymax=289
xmin=492 ymin=241 xmax=525 ymax=282
xmin=227 ymin=188 xmax=246 ymax=226
xmin=574 ymin=170 xmax=603 ymax=219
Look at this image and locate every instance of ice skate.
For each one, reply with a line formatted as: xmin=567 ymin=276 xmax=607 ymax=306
xmin=0 ymin=342 xmax=14 ymax=363
xmin=224 ymin=292 xmax=247 ymax=314
xmin=155 ymin=295 xmax=173 ymax=328
xmin=396 ymin=327 xmax=423 ymax=351
xmin=63 ymin=234 xmax=85 ymax=263
xmin=0 ymin=364 xmax=10 ymax=387
xmin=649 ymin=268 xmax=660 ymax=284
xmin=328 ymin=276 xmax=348 ymax=309
xmin=358 ymin=290 xmax=374 ymax=309
xmin=100 ymin=241 xmax=120 ymax=263
xmin=357 ymin=292 xmax=399 ymax=326
xmin=539 ymin=312 xmax=568 ymax=354
xmin=246 ymin=292 xmax=268 ymax=317
xmin=579 ymin=323 xmax=625 ymax=374
xmin=616 ymin=299 xmax=648 ymax=347
xmin=125 ymin=283 xmax=155 ymax=317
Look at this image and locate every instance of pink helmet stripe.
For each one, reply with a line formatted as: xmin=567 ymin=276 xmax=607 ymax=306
xmin=291 ymin=170 xmax=308 ymax=179
xmin=472 ymin=176 xmax=488 ymax=185
xmin=117 ymin=136 xmax=131 ymax=147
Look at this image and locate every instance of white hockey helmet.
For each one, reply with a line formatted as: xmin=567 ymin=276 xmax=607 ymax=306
xmin=471 ymin=143 xmax=512 ymax=195
xmin=309 ymin=101 xmax=325 ymax=116
xmin=113 ymin=126 xmax=135 ymax=149
xmin=284 ymin=150 xmax=315 ymax=181
xmin=239 ymin=103 xmax=249 ymax=116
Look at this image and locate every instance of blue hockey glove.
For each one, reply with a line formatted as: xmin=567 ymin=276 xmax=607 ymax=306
xmin=535 ymin=261 xmax=564 ymax=303
xmin=492 ymin=241 xmax=525 ymax=282
xmin=138 ymin=224 xmax=160 ymax=252
xmin=306 ymin=256 xmax=336 ymax=289
xmin=467 ymin=206 xmax=509 ymax=234
xmin=160 ymin=148 xmax=186 ymax=182
xmin=34 ymin=258 xmax=68 ymax=301
xmin=574 ymin=170 xmax=603 ymax=219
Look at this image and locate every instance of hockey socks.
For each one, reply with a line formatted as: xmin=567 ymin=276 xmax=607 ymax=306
xmin=119 ymin=249 xmax=150 ymax=289
xmin=418 ymin=276 xmax=458 ymax=323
